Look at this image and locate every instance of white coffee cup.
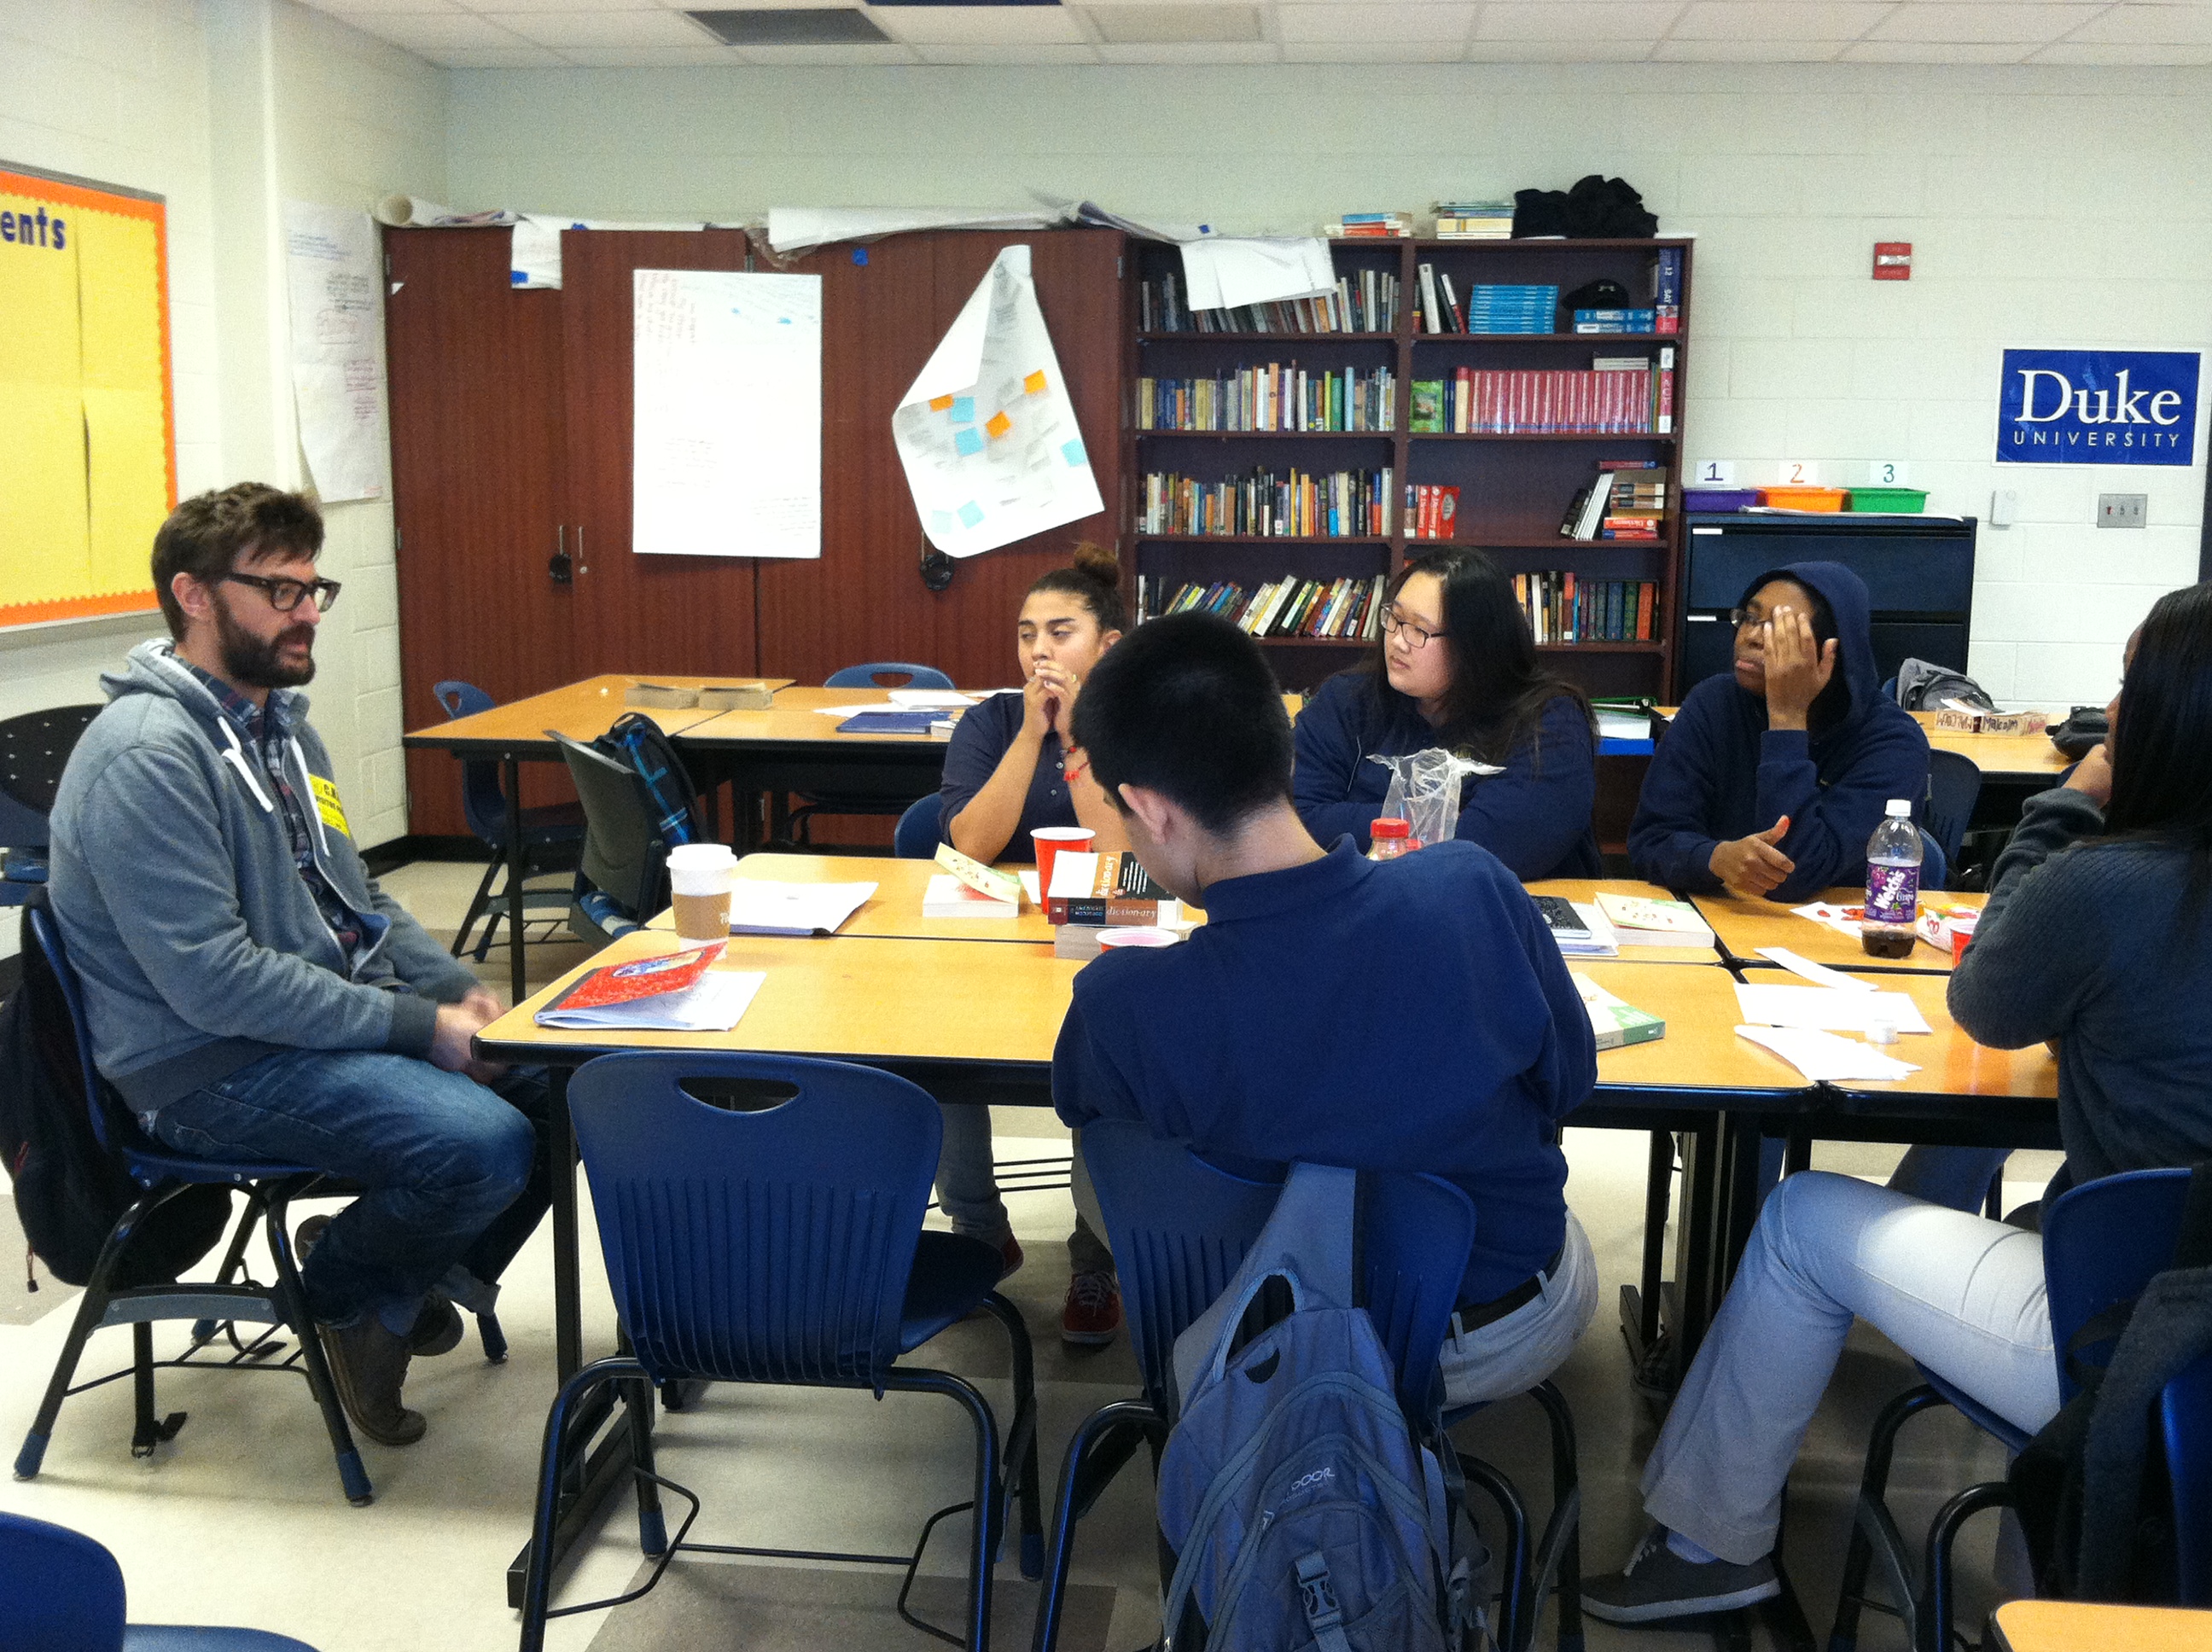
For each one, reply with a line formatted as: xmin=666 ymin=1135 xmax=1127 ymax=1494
xmin=667 ymin=843 xmax=736 ymax=943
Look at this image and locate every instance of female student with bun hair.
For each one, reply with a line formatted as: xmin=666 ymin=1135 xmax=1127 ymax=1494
xmin=928 ymin=542 xmax=1126 ymax=1347
xmin=1292 ymin=545 xmax=1601 ymax=880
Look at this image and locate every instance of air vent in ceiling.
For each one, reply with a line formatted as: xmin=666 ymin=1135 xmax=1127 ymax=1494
xmin=688 ymin=9 xmax=894 ymax=46
xmin=1082 ymin=5 xmax=1262 ymax=45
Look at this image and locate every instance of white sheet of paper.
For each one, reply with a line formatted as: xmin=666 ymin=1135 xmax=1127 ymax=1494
xmin=725 ymin=881 xmax=876 ymax=937
xmin=891 ymin=246 xmax=1105 ymax=559
xmin=1019 ymin=870 xmax=1041 ymax=904
xmin=1792 ymin=901 xmax=1865 ymax=939
xmin=1178 ymin=237 xmax=1336 ymax=311
xmin=510 ymin=215 xmax=707 ymax=289
xmin=282 ymin=201 xmax=391 ymax=503
xmin=1735 ymin=984 xmax=1932 ymax=1035
xmin=886 ymin=690 xmax=977 ymax=709
xmin=812 ymin=703 xmax=900 ymax=717
xmin=632 ymin=268 xmax=821 ymax=561
xmin=1736 ymin=1025 xmax=1921 ymax=1082
xmin=1755 ymin=947 xmax=1880 ymax=991
xmin=767 ymin=205 xmax=1067 ymax=254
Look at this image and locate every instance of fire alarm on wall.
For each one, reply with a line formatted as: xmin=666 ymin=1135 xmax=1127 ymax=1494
xmin=1873 ymin=241 xmax=1912 ymax=281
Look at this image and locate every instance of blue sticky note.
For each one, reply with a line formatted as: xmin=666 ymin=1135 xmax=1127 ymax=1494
xmin=930 ymin=509 xmax=955 ymax=533
xmin=950 ymin=397 xmax=975 ymax=424
xmin=1062 ymin=438 xmax=1087 ymax=467
xmin=958 ymin=501 xmax=984 ymax=528
xmin=853 ymin=247 xmax=868 ymax=265
xmin=954 ymin=427 xmax=985 ymax=457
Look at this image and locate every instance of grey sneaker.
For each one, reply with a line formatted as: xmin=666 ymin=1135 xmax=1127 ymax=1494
xmin=1581 ymin=1527 xmax=1779 ymax=1624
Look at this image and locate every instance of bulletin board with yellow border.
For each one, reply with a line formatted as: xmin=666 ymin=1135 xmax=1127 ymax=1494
xmin=0 ymin=162 xmax=175 ymax=629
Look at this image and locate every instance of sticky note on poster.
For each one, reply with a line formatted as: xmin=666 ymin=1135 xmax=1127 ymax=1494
xmin=954 ymin=428 xmax=984 ymax=457
xmin=986 ymin=410 xmax=1011 ymax=439
xmin=1024 ymin=369 xmax=1047 ymax=394
xmin=958 ymin=501 xmax=984 ymax=528
xmin=950 ymin=397 xmax=975 ymax=424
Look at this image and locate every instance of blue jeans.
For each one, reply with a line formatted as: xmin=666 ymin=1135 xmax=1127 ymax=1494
xmin=936 ymin=1108 xmax=1114 ymax=1277
xmin=148 ymin=1050 xmax=548 ymax=1332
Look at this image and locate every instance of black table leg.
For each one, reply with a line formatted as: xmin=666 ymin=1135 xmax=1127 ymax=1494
xmin=504 ymin=755 xmax=528 ymax=1007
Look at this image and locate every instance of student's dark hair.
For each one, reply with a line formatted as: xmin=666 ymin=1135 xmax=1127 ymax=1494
xmin=2103 ymin=582 xmax=2212 ymax=912
xmin=151 ymin=483 xmax=324 ymax=640
xmin=1741 ymin=568 xmax=1848 ymax=732
xmin=1365 ymin=546 xmax=1593 ymax=764
xmin=1073 ymin=611 xmax=1294 ymax=834
xmin=1026 ymin=541 xmax=1125 ymax=635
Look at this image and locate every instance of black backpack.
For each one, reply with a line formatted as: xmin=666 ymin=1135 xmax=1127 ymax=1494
xmin=2009 ymin=1164 xmax=2212 ymax=1603
xmin=0 ymin=903 xmax=230 ymax=1290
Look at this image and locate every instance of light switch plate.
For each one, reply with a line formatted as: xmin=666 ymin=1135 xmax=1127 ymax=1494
xmin=1989 ymin=488 xmax=2017 ymax=527
xmin=2098 ymin=493 xmax=2148 ymax=528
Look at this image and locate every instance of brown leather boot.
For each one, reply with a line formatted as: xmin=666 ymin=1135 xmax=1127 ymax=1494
xmin=317 ymin=1317 xmax=426 ymax=1446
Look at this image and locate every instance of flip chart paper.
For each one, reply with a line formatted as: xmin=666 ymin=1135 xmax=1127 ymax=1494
xmin=1179 ymin=237 xmax=1336 ymax=311
xmin=283 ymin=201 xmax=390 ymax=503
xmin=632 ymin=268 xmax=822 ymax=560
xmin=892 ymin=246 xmax=1104 ymax=558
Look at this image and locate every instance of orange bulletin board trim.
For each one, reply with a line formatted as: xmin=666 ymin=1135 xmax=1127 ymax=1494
xmin=1 ymin=161 xmax=175 ymax=629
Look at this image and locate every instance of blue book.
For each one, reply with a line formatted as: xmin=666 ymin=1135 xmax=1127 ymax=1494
xmin=837 ymin=711 xmax=940 ymax=735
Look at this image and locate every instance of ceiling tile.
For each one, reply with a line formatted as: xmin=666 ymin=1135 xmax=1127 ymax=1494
xmin=1082 ymin=5 xmax=1266 ymax=42
xmin=1669 ymin=3 xmax=1892 ymax=40
xmin=733 ymin=40 xmax=923 ymax=61
xmin=1464 ymin=37 xmax=1657 ymax=58
xmin=913 ymin=41 xmax=1104 ymax=58
xmin=344 ymin=12 xmax=534 ymax=48
xmin=872 ymin=5 xmax=1089 ymax=42
xmin=555 ymin=45 xmax=754 ymax=64
xmin=2031 ymin=39 xmax=2212 ymax=62
xmin=1654 ymin=37 xmax=1853 ymax=58
xmin=1837 ymin=38 xmax=2039 ymax=60
xmin=1281 ymin=39 xmax=1472 ymax=58
xmin=2065 ymin=3 xmax=2212 ymax=45
xmin=416 ymin=44 xmax=574 ymax=66
xmin=1474 ymin=3 xmax=1679 ymax=42
xmin=1275 ymin=3 xmax=1475 ymax=42
xmin=1867 ymin=4 xmax=2104 ymax=44
xmin=1093 ymin=39 xmax=1281 ymax=59
xmin=296 ymin=1 xmax=464 ymax=14
xmin=448 ymin=0 xmax=665 ymax=11
xmin=485 ymin=10 xmax=717 ymax=45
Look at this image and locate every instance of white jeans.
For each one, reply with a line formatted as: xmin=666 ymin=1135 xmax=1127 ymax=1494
xmin=1640 ymin=1171 xmax=2060 ymax=1565
xmin=1440 ymin=1210 xmax=1599 ymax=1410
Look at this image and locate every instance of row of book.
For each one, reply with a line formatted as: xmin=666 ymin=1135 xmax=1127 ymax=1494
xmin=1324 ymin=211 xmax=1415 ymax=238
xmin=1434 ymin=200 xmax=1514 ymax=240
xmin=1573 ymin=308 xmax=1674 ymax=335
xmin=1416 ymin=273 xmax=1557 ymax=335
xmin=1561 ymin=461 xmax=1667 ymax=541
xmin=1138 ymin=467 xmax=1394 ymax=538
xmin=1650 ymin=247 xmax=1683 ymax=334
xmin=1138 ymin=269 xmax=1401 ymax=334
xmin=1409 ymin=354 xmax=1676 ymax=435
xmin=1406 ymin=483 xmax=1460 ymax=541
xmin=1145 ymin=573 xmax=1389 ymax=641
xmin=1132 ymin=364 xmax=1396 ymax=433
xmin=1516 ymin=573 xmax=1660 ymax=644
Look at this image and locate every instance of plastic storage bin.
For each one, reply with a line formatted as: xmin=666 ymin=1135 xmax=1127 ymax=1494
xmin=1685 ymin=488 xmax=1761 ymax=512
xmin=1758 ymin=486 xmax=1848 ymax=511
xmin=1847 ymin=487 xmax=1930 ymax=512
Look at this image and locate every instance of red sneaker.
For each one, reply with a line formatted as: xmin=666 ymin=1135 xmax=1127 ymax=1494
xmin=1061 ymin=1271 xmax=1122 ymax=1346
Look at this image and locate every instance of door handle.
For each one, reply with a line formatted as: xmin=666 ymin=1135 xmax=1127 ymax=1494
xmin=550 ymin=525 xmax=573 ymax=585
xmin=575 ymin=526 xmax=586 ymax=577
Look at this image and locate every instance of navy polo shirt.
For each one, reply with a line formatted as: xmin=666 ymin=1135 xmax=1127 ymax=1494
xmin=1053 ymin=837 xmax=1597 ymax=1305
xmin=934 ymin=690 xmax=1074 ymax=864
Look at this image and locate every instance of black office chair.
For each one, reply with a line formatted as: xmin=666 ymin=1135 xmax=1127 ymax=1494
xmin=0 ymin=704 xmax=101 ymax=906
xmin=786 ymin=663 xmax=957 ymax=846
xmin=431 ymin=682 xmax=584 ymax=958
xmin=551 ymin=730 xmax=675 ymax=946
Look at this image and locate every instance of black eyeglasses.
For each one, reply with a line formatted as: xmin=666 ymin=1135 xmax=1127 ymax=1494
xmin=221 ymin=573 xmax=342 ymax=614
xmin=1728 ymin=606 xmax=1780 ymax=631
xmin=1379 ymin=607 xmax=1446 ymax=649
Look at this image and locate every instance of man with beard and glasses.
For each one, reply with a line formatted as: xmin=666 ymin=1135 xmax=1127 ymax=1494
xmin=46 ymin=484 xmax=553 ymax=1448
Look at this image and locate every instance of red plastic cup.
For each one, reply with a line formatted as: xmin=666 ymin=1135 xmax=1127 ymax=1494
xmin=1032 ymin=827 xmax=1095 ymax=895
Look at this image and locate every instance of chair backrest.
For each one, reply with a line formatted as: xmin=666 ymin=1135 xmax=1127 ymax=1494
xmin=26 ymin=905 xmax=114 ymax=1156
xmin=566 ymin=1050 xmax=940 ymax=1386
xmin=1915 ymin=826 xmax=1948 ymax=894
xmin=2041 ymin=1166 xmax=2196 ymax=1403
xmin=0 ymin=705 xmax=102 ymax=851
xmin=1924 ymin=747 xmax=1982 ymax=870
xmin=2163 ymin=1348 xmax=2212 ymax=1605
xmin=550 ymin=730 xmax=666 ymax=922
xmin=432 ymin=680 xmax=509 ymax=846
xmin=1083 ymin=1120 xmax=1478 ymax=1418
xmin=894 ymin=794 xmax=944 ymax=859
xmin=824 ymin=661 xmax=954 ymax=691
xmin=0 ymin=1508 xmax=127 ymax=1652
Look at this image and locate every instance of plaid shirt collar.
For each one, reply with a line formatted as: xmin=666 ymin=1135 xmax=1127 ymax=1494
xmin=175 ymin=658 xmax=299 ymax=747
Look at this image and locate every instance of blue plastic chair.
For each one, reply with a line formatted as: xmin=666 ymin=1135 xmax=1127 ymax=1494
xmin=1923 ymin=748 xmax=1981 ymax=884
xmin=2162 ymin=1348 xmax=2212 ymax=1605
xmin=1032 ymin=1121 xmax=1551 ymax=1652
xmin=15 ymin=907 xmax=375 ymax=1506
xmin=0 ymin=704 xmax=101 ymax=906
xmin=894 ymin=794 xmax=945 ymax=859
xmin=431 ymin=682 xmax=584 ymax=959
xmin=1831 ymin=1167 xmax=2198 ymax=1652
xmin=0 ymin=1508 xmax=321 ymax=1650
xmin=824 ymin=662 xmax=955 ymax=691
xmin=786 ymin=665 xmax=956 ymax=846
xmin=517 ymin=1050 xmax=1042 ymax=1652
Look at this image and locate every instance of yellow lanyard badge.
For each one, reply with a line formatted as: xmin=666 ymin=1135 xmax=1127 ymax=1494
xmin=308 ymin=773 xmax=351 ymax=839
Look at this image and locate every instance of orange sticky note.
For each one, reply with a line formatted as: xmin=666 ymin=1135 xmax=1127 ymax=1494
xmin=986 ymin=410 xmax=1012 ymax=439
xmin=1023 ymin=369 xmax=1047 ymax=395
xmin=928 ymin=394 xmax=954 ymax=411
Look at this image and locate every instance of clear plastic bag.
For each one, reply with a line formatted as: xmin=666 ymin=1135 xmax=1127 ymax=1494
xmin=1367 ymin=747 xmax=1499 ymax=849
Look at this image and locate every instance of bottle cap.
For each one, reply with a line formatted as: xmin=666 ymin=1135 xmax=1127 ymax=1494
xmin=1372 ymin=817 xmax=1412 ymax=839
xmin=1885 ymin=799 xmax=1912 ymax=817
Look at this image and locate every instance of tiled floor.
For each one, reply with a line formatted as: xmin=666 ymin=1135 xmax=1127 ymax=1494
xmin=0 ymin=858 xmax=2058 ymax=1650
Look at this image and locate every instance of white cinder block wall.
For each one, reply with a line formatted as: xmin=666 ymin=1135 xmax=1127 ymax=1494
xmin=445 ymin=60 xmax=2212 ymax=710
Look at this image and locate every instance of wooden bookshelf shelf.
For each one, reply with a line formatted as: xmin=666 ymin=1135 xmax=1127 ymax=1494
xmin=1535 ymin=642 xmax=1663 ymax=654
xmin=1134 ymin=429 xmax=1395 ymax=439
xmin=1414 ymin=332 xmax=1685 ymax=345
xmin=1410 ymin=432 xmax=1677 ymax=443
xmin=1133 ymin=533 xmax=1392 ymax=545
xmin=1138 ymin=331 xmax=1396 ymax=342
xmin=1257 ymin=635 xmax=1369 ymax=648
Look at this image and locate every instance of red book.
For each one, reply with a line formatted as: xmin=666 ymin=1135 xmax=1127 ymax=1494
xmin=548 ymin=942 xmax=724 ymax=1012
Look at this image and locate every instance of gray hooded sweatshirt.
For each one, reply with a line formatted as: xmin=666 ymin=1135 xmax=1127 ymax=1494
xmin=47 ymin=639 xmax=480 ymax=1114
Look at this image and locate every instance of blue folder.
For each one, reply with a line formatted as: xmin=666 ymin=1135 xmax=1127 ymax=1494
xmin=836 ymin=711 xmax=940 ymax=735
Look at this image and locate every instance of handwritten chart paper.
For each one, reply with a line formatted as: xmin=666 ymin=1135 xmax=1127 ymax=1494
xmin=893 ymin=245 xmax=1103 ymax=559
xmin=632 ymin=269 xmax=821 ymax=560
xmin=282 ymin=201 xmax=388 ymax=503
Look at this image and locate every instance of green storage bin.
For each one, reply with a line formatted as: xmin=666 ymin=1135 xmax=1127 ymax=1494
xmin=1848 ymin=486 xmax=1929 ymax=512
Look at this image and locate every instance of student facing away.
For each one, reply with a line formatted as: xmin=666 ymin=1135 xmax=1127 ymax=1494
xmin=1629 ymin=561 xmax=1928 ymax=903
xmin=1055 ymin=612 xmax=1600 ymax=1410
xmin=1293 ymin=546 xmax=1602 ymax=881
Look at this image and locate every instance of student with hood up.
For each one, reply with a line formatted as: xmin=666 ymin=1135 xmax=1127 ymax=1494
xmin=1628 ymin=561 xmax=1929 ymax=905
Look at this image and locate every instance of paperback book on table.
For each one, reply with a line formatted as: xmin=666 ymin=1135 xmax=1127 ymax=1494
xmin=534 ymin=942 xmax=764 ymax=1032
xmin=1572 ymin=972 xmax=1667 ymax=1050
xmin=1593 ymin=893 xmax=1715 ymax=949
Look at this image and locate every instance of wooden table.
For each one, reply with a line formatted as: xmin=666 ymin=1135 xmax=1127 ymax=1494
xmin=1990 ymin=1600 xmax=2212 ymax=1651
xmin=402 ymin=674 xmax=792 ymax=1000
xmin=1528 ymin=878 xmax=1730 ymax=966
xmin=1912 ymin=711 xmax=2073 ymax=782
xmin=1691 ymin=887 xmax=1986 ymax=974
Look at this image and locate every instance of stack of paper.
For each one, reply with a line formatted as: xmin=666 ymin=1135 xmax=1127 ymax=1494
xmin=1734 ymin=982 xmax=1931 ymax=1035
xmin=725 ymin=881 xmax=876 ymax=937
xmin=1736 ymin=1026 xmax=1920 ymax=1082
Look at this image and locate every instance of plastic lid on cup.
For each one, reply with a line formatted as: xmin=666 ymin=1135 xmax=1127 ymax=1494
xmin=1372 ymin=817 xmax=1412 ymax=839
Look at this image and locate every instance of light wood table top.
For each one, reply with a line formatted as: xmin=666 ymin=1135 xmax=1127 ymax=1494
xmin=1528 ymin=878 xmax=1729 ymax=965
xmin=1826 ymin=968 xmax=2058 ymax=1102
xmin=1692 ymin=887 xmax=1986 ymax=974
xmin=1991 ymin=1599 xmax=2212 ymax=1652
xmin=1570 ymin=960 xmax=1810 ymax=1096
xmin=646 ymin=853 xmax=1067 ymax=945
xmin=1912 ymin=710 xmax=2074 ymax=780
xmin=476 ymin=928 xmax=1080 ymax=1068
xmin=403 ymin=674 xmax=793 ymax=755
xmin=682 ymin=685 xmax=969 ymax=747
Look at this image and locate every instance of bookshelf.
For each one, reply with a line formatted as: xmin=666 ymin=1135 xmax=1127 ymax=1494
xmin=1122 ymin=236 xmax=1692 ymax=698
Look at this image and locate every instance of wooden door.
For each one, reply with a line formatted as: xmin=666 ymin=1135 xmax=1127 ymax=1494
xmin=558 ymin=230 xmax=760 ymax=678
xmin=385 ymin=227 xmax=573 ymax=835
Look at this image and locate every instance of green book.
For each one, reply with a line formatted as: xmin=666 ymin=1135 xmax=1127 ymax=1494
xmin=1409 ymin=380 xmax=1445 ymax=433
xmin=1574 ymin=971 xmax=1667 ymax=1050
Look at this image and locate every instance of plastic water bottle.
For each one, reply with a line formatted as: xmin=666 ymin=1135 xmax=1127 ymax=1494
xmin=1862 ymin=800 xmax=1921 ymax=959
xmin=1368 ymin=817 xmax=1416 ymax=861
